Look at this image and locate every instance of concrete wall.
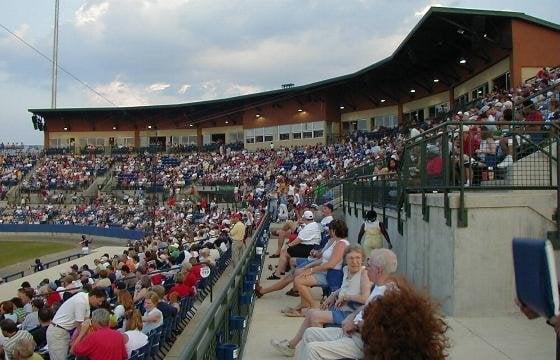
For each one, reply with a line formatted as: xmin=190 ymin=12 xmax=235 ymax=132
xmin=344 ymin=190 xmax=557 ymax=317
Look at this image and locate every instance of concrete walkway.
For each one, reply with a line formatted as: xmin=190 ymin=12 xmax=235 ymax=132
xmin=0 ymin=246 xmax=126 ymax=300
xmin=244 ymin=238 xmax=555 ymax=359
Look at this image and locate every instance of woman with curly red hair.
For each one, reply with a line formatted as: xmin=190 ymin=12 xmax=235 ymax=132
xmin=361 ymin=277 xmax=450 ymax=359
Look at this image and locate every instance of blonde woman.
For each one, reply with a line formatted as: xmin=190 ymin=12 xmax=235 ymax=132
xmin=123 ymin=310 xmax=149 ymax=357
xmin=271 ymin=245 xmax=371 ymax=357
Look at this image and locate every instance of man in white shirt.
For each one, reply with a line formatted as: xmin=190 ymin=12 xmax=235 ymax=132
xmin=296 ymin=248 xmax=397 ymax=360
xmin=267 ymin=211 xmax=321 ymax=280
xmin=286 ymin=211 xmax=321 ymax=258
xmin=46 ymin=288 xmax=106 ymax=360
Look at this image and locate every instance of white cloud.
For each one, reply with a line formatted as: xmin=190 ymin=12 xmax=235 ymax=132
xmin=75 ymin=1 xmax=110 ymax=27
xmin=147 ymin=82 xmax=171 ymax=92
xmin=193 ymin=80 xmax=261 ymax=101
xmin=90 ymin=79 xmax=149 ymax=106
xmin=0 ymin=23 xmax=31 ymax=46
xmin=414 ymin=3 xmax=444 ymax=17
xmin=178 ymin=84 xmax=191 ymax=94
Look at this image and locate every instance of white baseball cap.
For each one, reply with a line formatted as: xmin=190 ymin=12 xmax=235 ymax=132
xmin=303 ymin=210 xmax=314 ymax=220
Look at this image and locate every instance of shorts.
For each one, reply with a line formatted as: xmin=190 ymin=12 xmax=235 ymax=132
xmin=287 ymin=244 xmax=315 ymax=258
xmin=331 ymin=308 xmax=353 ymax=325
xmin=295 ymin=258 xmax=314 ymax=268
xmin=313 ymin=271 xmax=328 ymax=287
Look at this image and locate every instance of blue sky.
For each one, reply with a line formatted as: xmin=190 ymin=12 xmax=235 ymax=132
xmin=1 ymin=0 xmax=559 ymax=144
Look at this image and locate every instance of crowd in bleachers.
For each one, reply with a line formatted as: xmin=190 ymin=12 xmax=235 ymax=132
xmin=0 ymin=198 xmax=266 ymax=359
xmin=0 ymin=154 xmax=38 ymax=200
xmin=20 ymin=155 xmax=113 ymax=192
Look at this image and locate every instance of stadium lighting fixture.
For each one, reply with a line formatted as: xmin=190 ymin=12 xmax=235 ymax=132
xmin=189 ymin=124 xmax=193 ymax=127
xmin=380 ymin=99 xmax=386 ymax=103
xmin=63 ymin=126 xmax=68 ymax=131
xmin=147 ymin=125 xmax=153 ymax=129
xmin=483 ymin=33 xmax=488 ymax=38
xmin=339 ymin=105 xmax=345 ymax=110
xmin=112 ymin=125 xmax=117 ymax=130
xmin=297 ymin=108 xmax=303 ymax=112
xmin=410 ymin=89 xmax=416 ymax=93
xmin=459 ymin=58 xmax=467 ymax=64
xmin=225 ymin=120 xmax=229 ymax=124
xmin=256 ymin=114 xmax=261 ymax=118
xmin=433 ymin=78 xmax=439 ymax=83
xmin=457 ymin=29 xmax=465 ymax=35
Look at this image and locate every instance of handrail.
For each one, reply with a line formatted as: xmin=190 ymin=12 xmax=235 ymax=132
xmin=1 ymin=271 xmax=24 ymax=283
xmin=177 ymin=213 xmax=270 ymax=359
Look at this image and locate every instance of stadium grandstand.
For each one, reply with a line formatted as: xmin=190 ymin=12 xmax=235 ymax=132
xmin=0 ymin=6 xmax=557 ymax=360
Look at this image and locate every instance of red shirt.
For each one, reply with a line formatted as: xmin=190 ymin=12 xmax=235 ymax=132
xmin=169 ymin=283 xmax=194 ymax=298
xmin=73 ymin=327 xmax=127 ymax=360
xmin=427 ymin=156 xmax=443 ymax=176
xmin=47 ymin=292 xmax=61 ymax=307
xmin=526 ymin=110 xmax=543 ymax=122
xmin=462 ymin=133 xmax=480 ymax=157
xmin=150 ymin=273 xmax=165 ymax=286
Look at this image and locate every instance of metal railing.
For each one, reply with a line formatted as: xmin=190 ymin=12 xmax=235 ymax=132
xmin=399 ymin=120 xmax=559 ymax=229
xmin=1 ymin=252 xmax=86 ymax=283
xmin=177 ymin=213 xmax=270 ymax=359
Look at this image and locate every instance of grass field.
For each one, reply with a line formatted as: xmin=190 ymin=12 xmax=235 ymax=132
xmin=0 ymin=241 xmax=76 ymax=268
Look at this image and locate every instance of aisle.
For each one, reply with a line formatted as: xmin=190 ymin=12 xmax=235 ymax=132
xmin=244 ymin=233 xmax=304 ymax=359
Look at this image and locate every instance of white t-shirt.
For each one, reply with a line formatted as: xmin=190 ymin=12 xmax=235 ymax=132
xmin=297 ymin=222 xmax=321 ymax=246
xmin=51 ymin=292 xmax=90 ymax=330
xmin=320 ymin=215 xmax=333 ymax=230
xmin=125 ymin=329 xmax=148 ymax=357
xmin=354 ymin=284 xmax=391 ymax=325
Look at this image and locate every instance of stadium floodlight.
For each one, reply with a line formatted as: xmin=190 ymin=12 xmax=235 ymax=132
xmin=147 ymin=125 xmax=153 ymax=129
xmin=297 ymin=108 xmax=303 ymax=112
xmin=339 ymin=105 xmax=345 ymax=110
xmin=433 ymin=78 xmax=440 ymax=83
xmin=63 ymin=126 xmax=69 ymax=131
xmin=189 ymin=124 xmax=193 ymax=127
xmin=459 ymin=58 xmax=467 ymax=64
xmin=457 ymin=29 xmax=465 ymax=35
xmin=225 ymin=120 xmax=229 ymax=124
xmin=112 ymin=125 xmax=117 ymax=130
xmin=410 ymin=89 xmax=416 ymax=93
xmin=380 ymin=99 xmax=386 ymax=103
xmin=256 ymin=114 xmax=261 ymax=118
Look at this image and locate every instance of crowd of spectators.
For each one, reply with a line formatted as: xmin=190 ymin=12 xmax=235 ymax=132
xmin=0 ymin=197 xmax=266 ymax=359
xmin=0 ymin=154 xmax=38 ymax=200
xmin=21 ymin=155 xmax=113 ymax=192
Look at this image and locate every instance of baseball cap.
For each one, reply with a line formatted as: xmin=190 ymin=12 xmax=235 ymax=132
xmin=303 ymin=210 xmax=314 ymax=220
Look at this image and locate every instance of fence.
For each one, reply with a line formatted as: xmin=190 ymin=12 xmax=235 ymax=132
xmin=1 ymin=252 xmax=86 ymax=283
xmin=0 ymin=224 xmax=144 ymax=240
xmin=177 ymin=213 xmax=270 ymax=359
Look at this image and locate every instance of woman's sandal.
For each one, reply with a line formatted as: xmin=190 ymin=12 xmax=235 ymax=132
xmin=267 ymin=274 xmax=281 ymax=280
xmin=255 ymin=284 xmax=263 ymax=298
xmin=285 ymin=289 xmax=299 ymax=297
xmin=284 ymin=308 xmax=307 ymax=317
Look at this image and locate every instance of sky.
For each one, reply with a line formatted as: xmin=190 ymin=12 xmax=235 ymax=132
xmin=0 ymin=0 xmax=559 ymax=144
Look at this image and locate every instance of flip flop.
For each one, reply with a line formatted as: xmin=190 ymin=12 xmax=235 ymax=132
xmin=267 ymin=274 xmax=281 ymax=280
xmin=284 ymin=308 xmax=306 ymax=317
xmin=285 ymin=289 xmax=299 ymax=297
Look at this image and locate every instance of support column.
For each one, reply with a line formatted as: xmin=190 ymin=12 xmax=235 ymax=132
xmin=397 ymin=103 xmax=404 ymax=125
xmin=197 ymin=127 xmax=203 ymax=148
xmin=134 ymin=128 xmax=140 ymax=148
